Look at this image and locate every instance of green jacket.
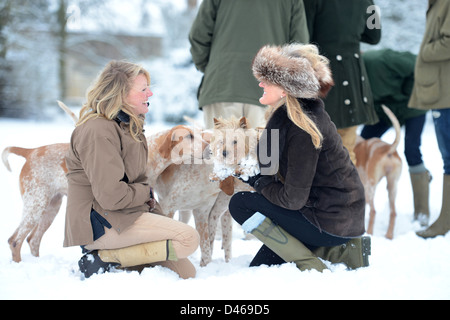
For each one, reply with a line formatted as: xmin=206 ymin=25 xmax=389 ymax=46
xmin=363 ymin=49 xmax=427 ymax=126
xmin=303 ymin=0 xmax=381 ymax=128
xmin=189 ymin=0 xmax=309 ymax=109
xmin=409 ymin=0 xmax=450 ymax=111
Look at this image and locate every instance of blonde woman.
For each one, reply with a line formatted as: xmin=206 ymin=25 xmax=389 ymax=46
xmin=229 ymin=43 xmax=370 ymax=272
xmin=64 ymin=60 xmax=199 ymax=279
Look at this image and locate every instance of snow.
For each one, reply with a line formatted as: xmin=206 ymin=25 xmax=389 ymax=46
xmin=211 ymin=154 xmax=260 ymax=181
xmin=1 ymin=0 xmax=449 ymax=301
xmin=1 ymin=111 xmax=449 ymax=300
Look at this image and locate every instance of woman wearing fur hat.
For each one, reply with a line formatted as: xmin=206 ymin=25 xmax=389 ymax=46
xmin=228 ymin=43 xmax=370 ymax=272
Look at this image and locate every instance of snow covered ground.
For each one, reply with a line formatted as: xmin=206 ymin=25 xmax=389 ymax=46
xmin=0 ymin=111 xmax=449 ymax=300
xmin=1 ymin=0 xmax=448 ymax=301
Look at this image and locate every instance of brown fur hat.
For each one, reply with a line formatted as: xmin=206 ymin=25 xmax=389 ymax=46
xmin=252 ymin=43 xmax=334 ymax=98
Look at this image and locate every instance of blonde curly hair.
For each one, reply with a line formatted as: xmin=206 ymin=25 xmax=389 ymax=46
xmin=77 ymin=60 xmax=150 ymax=141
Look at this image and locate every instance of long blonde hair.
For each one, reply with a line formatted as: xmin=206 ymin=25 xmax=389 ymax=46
xmin=282 ymin=44 xmax=331 ymax=149
xmin=285 ymin=95 xmax=323 ymax=149
xmin=77 ymin=60 xmax=150 ymax=141
xmin=266 ymin=96 xmax=323 ymax=150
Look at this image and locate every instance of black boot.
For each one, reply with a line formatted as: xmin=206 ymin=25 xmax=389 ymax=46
xmin=78 ymin=250 xmax=120 ymax=279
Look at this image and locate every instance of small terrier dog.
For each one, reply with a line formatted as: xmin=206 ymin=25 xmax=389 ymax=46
xmin=209 ymin=116 xmax=261 ymax=182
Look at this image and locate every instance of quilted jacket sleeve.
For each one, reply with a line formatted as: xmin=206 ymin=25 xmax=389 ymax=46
xmin=260 ymin=130 xmax=319 ymax=211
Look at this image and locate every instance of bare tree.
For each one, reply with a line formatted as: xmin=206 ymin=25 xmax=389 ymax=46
xmin=0 ymin=0 xmax=58 ymax=117
xmin=0 ymin=1 xmax=13 ymax=116
xmin=57 ymin=0 xmax=68 ymax=100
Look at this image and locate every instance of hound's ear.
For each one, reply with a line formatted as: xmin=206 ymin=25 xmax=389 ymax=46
xmin=201 ymin=131 xmax=212 ymax=145
xmin=157 ymin=129 xmax=174 ymax=159
xmin=214 ymin=117 xmax=227 ymax=130
xmin=219 ymin=176 xmax=234 ymax=196
xmin=239 ymin=117 xmax=248 ymax=129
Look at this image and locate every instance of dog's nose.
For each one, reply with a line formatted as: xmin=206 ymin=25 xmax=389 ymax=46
xmin=222 ymin=150 xmax=228 ymax=158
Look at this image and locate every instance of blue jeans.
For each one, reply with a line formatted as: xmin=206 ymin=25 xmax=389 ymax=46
xmin=433 ymin=109 xmax=450 ymax=175
xmin=360 ymin=114 xmax=426 ymax=167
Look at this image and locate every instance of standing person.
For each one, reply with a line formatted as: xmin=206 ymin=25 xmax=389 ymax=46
xmin=409 ymin=0 xmax=450 ymax=239
xmin=229 ymin=43 xmax=370 ymax=272
xmin=189 ymin=0 xmax=309 ymax=129
xmin=361 ymin=49 xmax=430 ymax=226
xmin=64 ymin=60 xmax=200 ymax=279
xmin=303 ymin=0 xmax=381 ymax=163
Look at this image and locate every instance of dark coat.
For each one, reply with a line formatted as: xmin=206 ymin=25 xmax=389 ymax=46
xmin=189 ymin=0 xmax=309 ymax=109
xmin=256 ymin=99 xmax=366 ymax=238
xmin=363 ymin=49 xmax=427 ymax=126
xmin=303 ymin=0 xmax=381 ymax=128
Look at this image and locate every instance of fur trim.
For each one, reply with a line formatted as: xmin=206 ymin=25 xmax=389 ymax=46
xmin=252 ymin=43 xmax=334 ymax=98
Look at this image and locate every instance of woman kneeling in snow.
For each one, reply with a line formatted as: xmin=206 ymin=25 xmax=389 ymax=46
xmin=229 ymin=43 xmax=370 ymax=272
xmin=64 ymin=61 xmax=199 ymax=279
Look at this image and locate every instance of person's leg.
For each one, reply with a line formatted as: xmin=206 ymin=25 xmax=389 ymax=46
xmin=149 ymin=259 xmax=198 ymax=280
xmin=229 ymin=192 xmax=348 ymax=249
xmin=337 ymin=126 xmax=358 ymax=164
xmin=202 ymin=102 xmax=244 ymax=129
xmin=404 ymin=114 xmax=431 ymax=225
xmin=360 ymin=121 xmax=390 ymax=139
xmin=86 ymin=213 xmax=199 ymax=258
xmin=118 ymin=258 xmax=196 ymax=280
xmin=230 ymin=192 xmax=370 ymax=269
xmin=250 ymin=244 xmax=285 ymax=267
xmin=82 ymin=213 xmax=200 ymax=278
xmin=229 ymin=192 xmax=348 ymax=250
xmin=243 ymin=103 xmax=268 ymax=128
xmin=404 ymin=114 xmax=426 ymax=167
xmin=241 ymin=212 xmax=328 ymax=272
xmin=417 ymin=109 xmax=450 ymax=238
xmin=432 ymin=109 xmax=450 ymax=175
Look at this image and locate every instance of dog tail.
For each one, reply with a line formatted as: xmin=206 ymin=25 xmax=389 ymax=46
xmin=183 ymin=115 xmax=204 ymax=129
xmin=57 ymin=100 xmax=79 ymax=124
xmin=2 ymin=146 xmax=32 ymax=172
xmin=381 ymin=104 xmax=401 ymax=155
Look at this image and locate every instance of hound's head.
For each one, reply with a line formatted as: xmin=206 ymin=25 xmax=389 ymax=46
xmin=156 ymin=125 xmax=208 ymax=164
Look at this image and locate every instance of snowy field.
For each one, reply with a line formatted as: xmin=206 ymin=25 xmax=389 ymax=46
xmin=0 ymin=111 xmax=449 ymax=301
xmin=1 ymin=0 xmax=448 ymax=301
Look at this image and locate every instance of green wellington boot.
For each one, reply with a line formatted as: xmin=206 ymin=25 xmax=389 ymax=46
xmin=242 ymin=212 xmax=328 ymax=272
xmin=410 ymin=170 xmax=431 ymax=226
xmin=312 ymin=237 xmax=371 ymax=270
xmin=417 ymin=175 xmax=450 ymax=239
